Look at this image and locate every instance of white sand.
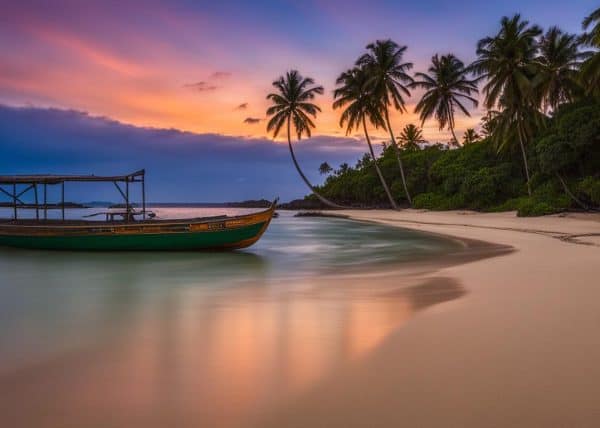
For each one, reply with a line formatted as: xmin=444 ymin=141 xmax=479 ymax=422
xmin=257 ymin=210 xmax=600 ymax=427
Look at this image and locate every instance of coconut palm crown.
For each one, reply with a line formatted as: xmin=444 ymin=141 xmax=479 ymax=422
xmin=581 ymin=7 xmax=600 ymax=93
xmin=411 ymin=54 xmax=479 ymax=143
xmin=356 ymin=39 xmax=414 ymax=112
xmin=398 ymin=124 xmax=425 ymax=150
xmin=470 ymin=14 xmax=542 ymax=109
xmin=534 ymin=27 xmax=588 ymax=111
xmin=582 ymin=7 xmax=600 ymax=46
xmin=333 ymin=67 xmax=387 ymax=135
xmin=462 ymin=128 xmax=481 ymax=145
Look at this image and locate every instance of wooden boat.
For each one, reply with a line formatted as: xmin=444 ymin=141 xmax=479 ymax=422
xmin=0 ymin=170 xmax=276 ymax=251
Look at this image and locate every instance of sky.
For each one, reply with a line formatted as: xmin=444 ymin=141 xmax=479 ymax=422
xmin=0 ymin=0 xmax=596 ymax=201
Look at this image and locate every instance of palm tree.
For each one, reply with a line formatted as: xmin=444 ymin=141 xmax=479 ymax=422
xmin=319 ymin=162 xmax=333 ymax=175
xmin=470 ymin=14 xmax=542 ymax=196
xmin=266 ymin=70 xmax=343 ymax=208
xmin=534 ymin=27 xmax=588 ymax=111
xmin=462 ymin=128 xmax=481 ymax=145
xmin=581 ymin=7 xmax=600 ymax=95
xmin=411 ymin=54 xmax=479 ymax=145
xmin=490 ymin=97 xmax=545 ymax=163
xmin=582 ymin=7 xmax=600 ymax=46
xmin=338 ymin=163 xmax=351 ymax=174
xmin=398 ymin=124 xmax=425 ymax=151
xmin=480 ymin=110 xmax=500 ymax=137
xmin=356 ymin=39 xmax=414 ymax=205
xmin=333 ymin=67 xmax=397 ymax=209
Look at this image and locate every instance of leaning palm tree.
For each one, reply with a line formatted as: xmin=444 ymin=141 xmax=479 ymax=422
xmin=333 ymin=67 xmax=397 ymax=209
xmin=356 ymin=39 xmax=414 ymax=205
xmin=534 ymin=27 xmax=588 ymax=112
xmin=581 ymin=7 xmax=600 ymax=95
xmin=411 ymin=54 xmax=479 ymax=145
xmin=462 ymin=128 xmax=481 ymax=145
xmin=398 ymin=124 xmax=425 ymax=151
xmin=266 ymin=70 xmax=343 ymax=208
xmin=470 ymin=14 xmax=542 ymax=196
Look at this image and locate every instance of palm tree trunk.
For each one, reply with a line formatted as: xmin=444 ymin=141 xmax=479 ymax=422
xmin=363 ymin=117 xmax=397 ymax=209
xmin=450 ymin=125 xmax=459 ymax=147
xmin=557 ymin=173 xmax=590 ymax=210
xmin=286 ymin=117 xmax=345 ymax=209
xmin=383 ymin=107 xmax=412 ymax=206
xmin=517 ymin=121 xmax=532 ymax=197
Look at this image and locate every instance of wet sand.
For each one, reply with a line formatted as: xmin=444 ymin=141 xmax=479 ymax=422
xmin=0 ymin=222 xmax=507 ymax=428
xmin=256 ymin=210 xmax=600 ymax=427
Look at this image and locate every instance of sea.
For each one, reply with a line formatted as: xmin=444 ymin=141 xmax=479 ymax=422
xmin=0 ymin=207 xmax=463 ymax=427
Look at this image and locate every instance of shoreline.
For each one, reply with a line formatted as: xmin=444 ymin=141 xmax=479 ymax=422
xmin=256 ymin=209 xmax=600 ymax=427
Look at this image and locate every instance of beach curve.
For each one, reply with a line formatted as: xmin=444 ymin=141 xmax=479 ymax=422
xmin=255 ymin=209 xmax=600 ymax=428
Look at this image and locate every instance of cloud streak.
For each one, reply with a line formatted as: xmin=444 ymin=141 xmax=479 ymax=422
xmin=183 ymin=81 xmax=219 ymax=92
xmin=210 ymin=71 xmax=231 ymax=79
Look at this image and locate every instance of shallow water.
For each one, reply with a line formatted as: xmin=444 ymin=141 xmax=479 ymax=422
xmin=0 ymin=208 xmax=465 ymax=427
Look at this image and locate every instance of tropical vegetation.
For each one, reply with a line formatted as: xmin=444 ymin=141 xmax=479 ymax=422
xmin=267 ymin=7 xmax=600 ymax=215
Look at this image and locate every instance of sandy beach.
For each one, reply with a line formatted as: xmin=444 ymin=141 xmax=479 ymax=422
xmin=256 ymin=210 xmax=600 ymax=427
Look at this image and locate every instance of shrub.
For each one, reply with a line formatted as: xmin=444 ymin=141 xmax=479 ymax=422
xmin=578 ymin=176 xmax=600 ymax=206
xmin=516 ymin=200 xmax=560 ymax=217
xmin=413 ymin=192 xmax=465 ymax=210
xmin=487 ymin=197 xmax=527 ymax=212
xmin=460 ymin=164 xmax=516 ymax=209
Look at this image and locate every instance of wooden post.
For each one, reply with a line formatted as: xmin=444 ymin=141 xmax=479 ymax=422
xmin=43 ymin=183 xmax=47 ymax=220
xmin=13 ymin=184 xmax=17 ymax=220
xmin=142 ymin=172 xmax=146 ymax=220
xmin=125 ymin=177 xmax=130 ymax=223
xmin=34 ymin=184 xmax=39 ymax=221
xmin=61 ymin=181 xmax=65 ymax=221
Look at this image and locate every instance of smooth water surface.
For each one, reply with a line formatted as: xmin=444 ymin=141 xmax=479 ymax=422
xmin=0 ymin=208 xmax=464 ymax=427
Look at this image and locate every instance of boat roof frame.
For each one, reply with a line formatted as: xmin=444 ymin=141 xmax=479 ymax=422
xmin=0 ymin=169 xmax=145 ymax=185
xmin=0 ymin=169 xmax=147 ymax=222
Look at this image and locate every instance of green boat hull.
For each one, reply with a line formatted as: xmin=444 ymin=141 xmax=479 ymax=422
xmin=0 ymin=221 xmax=268 ymax=251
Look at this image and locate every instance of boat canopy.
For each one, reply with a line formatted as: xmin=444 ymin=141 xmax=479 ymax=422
xmin=0 ymin=170 xmax=145 ymax=185
xmin=0 ymin=170 xmax=147 ymax=221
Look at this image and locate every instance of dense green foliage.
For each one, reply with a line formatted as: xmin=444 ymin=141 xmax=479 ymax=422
xmin=313 ymin=98 xmax=600 ymax=215
xmin=300 ymin=9 xmax=600 ymax=216
xmin=275 ymin=8 xmax=599 ymax=216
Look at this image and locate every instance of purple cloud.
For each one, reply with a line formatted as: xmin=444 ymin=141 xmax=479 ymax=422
xmin=0 ymin=105 xmax=366 ymax=202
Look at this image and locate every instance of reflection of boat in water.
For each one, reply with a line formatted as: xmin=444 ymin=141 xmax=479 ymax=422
xmin=0 ymin=170 xmax=276 ymax=251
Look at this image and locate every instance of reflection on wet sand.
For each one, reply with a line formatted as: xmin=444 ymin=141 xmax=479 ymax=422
xmin=1 ymin=271 xmax=464 ymax=428
xmin=0 ymin=249 xmax=269 ymax=372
